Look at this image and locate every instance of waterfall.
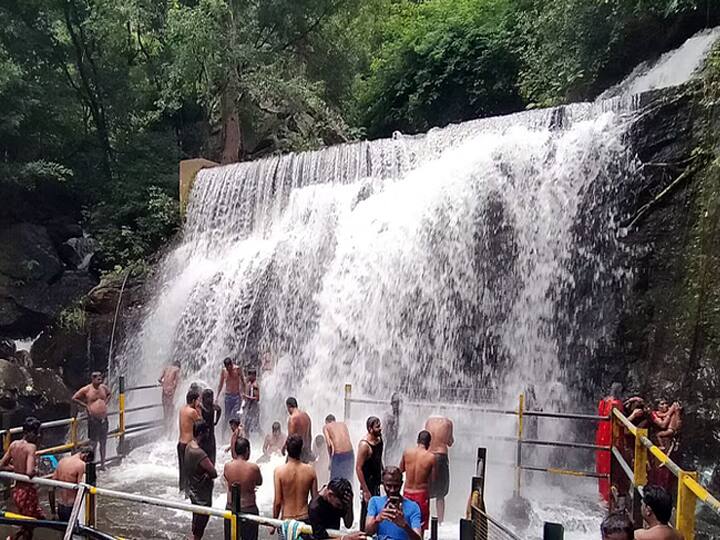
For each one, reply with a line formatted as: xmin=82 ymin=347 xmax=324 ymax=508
xmin=110 ymin=27 xmax=719 ymax=536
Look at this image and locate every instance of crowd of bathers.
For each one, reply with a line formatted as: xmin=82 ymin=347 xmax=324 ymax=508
xmin=167 ymin=355 xmax=455 ymax=540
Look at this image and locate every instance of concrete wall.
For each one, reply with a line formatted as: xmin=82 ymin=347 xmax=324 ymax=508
xmin=179 ymin=158 xmax=218 ymax=214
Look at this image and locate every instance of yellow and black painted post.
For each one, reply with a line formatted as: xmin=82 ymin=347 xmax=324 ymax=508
xmin=118 ymin=376 xmax=126 ymax=454
xmin=85 ymin=461 xmax=97 ymax=528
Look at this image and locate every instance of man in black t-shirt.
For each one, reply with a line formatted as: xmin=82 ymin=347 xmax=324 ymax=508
xmin=308 ymin=478 xmax=366 ymax=540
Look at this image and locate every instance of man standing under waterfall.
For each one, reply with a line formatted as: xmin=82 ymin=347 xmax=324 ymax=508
xmin=424 ymin=416 xmax=453 ymax=523
xmin=159 ymin=360 xmax=181 ymax=433
xmin=72 ymin=372 xmax=111 ymax=469
xmin=178 ymin=388 xmax=201 ymax=491
xmin=399 ymin=430 xmax=435 ymax=535
xmin=217 ymin=357 xmax=244 ymax=435
xmin=284 ymin=397 xmax=314 ymax=463
xmin=323 ymin=414 xmax=354 ymax=483
xmin=357 ymin=416 xmax=383 ymax=531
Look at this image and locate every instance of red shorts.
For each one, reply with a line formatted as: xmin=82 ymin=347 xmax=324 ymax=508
xmin=13 ymin=483 xmax=44 ymax=519
xmin=404 ymin=490 xmax=430 ymax=530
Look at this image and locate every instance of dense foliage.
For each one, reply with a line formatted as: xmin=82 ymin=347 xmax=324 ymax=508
xmin=0 ymin=0 xmax=717 ymax=269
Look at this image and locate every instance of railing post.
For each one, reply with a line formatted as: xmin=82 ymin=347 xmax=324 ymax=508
xmin=70 ymin=417 xmax=78 ymax=450
xmin=231 ymin=482 xmax=241 ymax=540
xmin=430 ymin=516 xmax=438 ymax=540
xmin=633 ymin=428 xmax=648 ymax=488
xmin=84 ymin=461 xmax=97 ymax=528
xmin=514 ymin=393 xmax=524 ymax=497
xmin=677 ymin=470 xmax=698 ymax=540
xmin=344 ymin=383 xmax=352 ymax=422
xmin=543 ymin=522 xmax=564 ymax=540
xmin=2 ymin=430 xmax=10 ymax=453
xmin=118 ymin=376 xmax=126 ymax=455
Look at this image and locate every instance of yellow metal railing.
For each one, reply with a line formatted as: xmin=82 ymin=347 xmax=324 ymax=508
xmin=611 ymin=407 xmax=720 ymax=540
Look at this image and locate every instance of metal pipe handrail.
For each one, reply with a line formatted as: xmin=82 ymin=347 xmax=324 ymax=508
xmin=520 ymin=465 xmax=608 ymax=479
xmin=125 ymin=383 xmax=162 ymax=392
xmin=347 ymin=396 xmax=609 ymax=421
xmin=521 ymin=438 xmax=610 ymax=451
xmin=611 ymin=446 xmax=635 ymax=482
xmin=0 ymin=471 xmax=347 ymax=537
xmin=470 ymin=503 xmax=521 ymax=540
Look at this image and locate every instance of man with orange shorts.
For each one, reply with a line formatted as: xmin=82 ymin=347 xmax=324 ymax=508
xmin=0 ymin=417 xmax=44 ymax=539
xmin=400 ymin=430 xmax=435 ymax=536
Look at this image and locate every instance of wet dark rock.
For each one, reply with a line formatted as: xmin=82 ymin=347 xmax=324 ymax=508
xmin=0 ymin=337 xmax=16 ymax=359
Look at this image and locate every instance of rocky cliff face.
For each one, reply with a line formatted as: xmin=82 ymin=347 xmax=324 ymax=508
xmin=0 ymin=181 xmax=98 ymax=338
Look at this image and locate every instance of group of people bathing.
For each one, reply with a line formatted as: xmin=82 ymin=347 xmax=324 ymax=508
xmin=165 ymin=358 xmax=455 ymax=540
xmin=596 ymin=383 xmax=684 ymax=503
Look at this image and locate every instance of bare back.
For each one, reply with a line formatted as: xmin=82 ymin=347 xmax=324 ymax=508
xmin=635 ymin=525 xmax=683 ymax=540
xmin=179 ymin=405 xmax=200 ymax=444
xmin=425 ymin=416 xmax=454 ymax=454
xmin=6 ymin=440 xmax=37 ymax=476
xmin=274 ymin=460 xmax=317 ymax=519
xmin=53 ymin=455 xmax=86 ymax=505
xmin=224 ymin=459 xmax=262 ymax=509
xmin=289 ymin=410 xmax=313 ymax=450
xmin=323 ymin=421 xmax=352 ymax=455
xmin=401 ymin=447 xmax=435 ymax=492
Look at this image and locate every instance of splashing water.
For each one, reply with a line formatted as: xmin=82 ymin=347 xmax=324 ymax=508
xmin=111 ymin=28 xmax=720 ymax=540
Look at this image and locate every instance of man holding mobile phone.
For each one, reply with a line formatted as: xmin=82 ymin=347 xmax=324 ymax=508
xmin=366 ymin=467 xmax=422 ymax=540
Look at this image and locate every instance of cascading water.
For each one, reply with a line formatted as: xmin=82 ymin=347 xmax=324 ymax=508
xmin=106 ymin=28 xmax=720 ymax=540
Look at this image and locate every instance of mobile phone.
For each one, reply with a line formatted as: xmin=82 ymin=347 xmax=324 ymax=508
xmin=387 ymin=495 xmax=402 ymax=510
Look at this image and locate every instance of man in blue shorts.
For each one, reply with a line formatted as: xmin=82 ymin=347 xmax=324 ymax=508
xmin=366 ymin=466 xmax=422 ymax=540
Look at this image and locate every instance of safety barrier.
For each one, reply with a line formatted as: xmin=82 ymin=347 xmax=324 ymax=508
xmin=610 ymin=408 xmax=720 ymax=540
xmin=0 ymin=464 xmax=350 ymax=538
xmin=0 ymin=376 xmax=164 ymax=458
xmin=344 ymin=383 xmax=609 ymax=497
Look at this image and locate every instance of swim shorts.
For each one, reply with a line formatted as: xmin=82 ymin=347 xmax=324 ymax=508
xmin=13 ymin=483 xmax=44 ymax=519
xmin=430 ymin=453 xmax=450 ymax=499
xmin=88 ymin=416 xmax=109 ymax=443
xmin=404 ymin=490 xmax=430 ymax=530
xmin=330 ymin=451 xmax=354 ymax=482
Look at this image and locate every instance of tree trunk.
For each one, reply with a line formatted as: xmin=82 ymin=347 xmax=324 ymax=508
xmin=220 ymin=86 xmax=241 ymax=164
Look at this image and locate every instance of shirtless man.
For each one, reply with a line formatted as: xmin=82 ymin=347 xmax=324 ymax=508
xmin=72 ymin=372 xmax=111 ymax=469
xmin=424 ymin=415 xmax=454 ymax=523
xmin=224 ymin=437 xmax=263 ymax=540
xmin=356 ymin=416 xmax=383 ymax=531
xmin=50 ymin=446 xmax=93 ymax=521
xmin=178 ymin=388 xmax=201 ymax=491
xmin=261 ymin=422 xmax=285 ymax=462
xmin=0 ymin=417 xmax=43 ymax=538
xmin=323 ymin=414 xmax=354 ymax=483
xmin=634 ymin=485 xmax=682 ymax=540
xmin=217 ymin=357 xmax=245 ymax=433
xmin=159 ymin=360 xmax=181 ymax=432
xmin=284 ymin=397 xmax=313 ymax=463
xmin=400 ymin=430 xmax=436 ymax=535
xmin=273 ymin=434 xmax=318 ymax=522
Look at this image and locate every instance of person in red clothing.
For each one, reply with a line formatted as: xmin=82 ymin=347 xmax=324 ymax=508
xmin=596 ymin=382 xmax=624 ymax=503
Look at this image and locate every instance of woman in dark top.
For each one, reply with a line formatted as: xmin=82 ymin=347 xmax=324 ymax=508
xmin=200 ymin=388 xmax=222 ymax=464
